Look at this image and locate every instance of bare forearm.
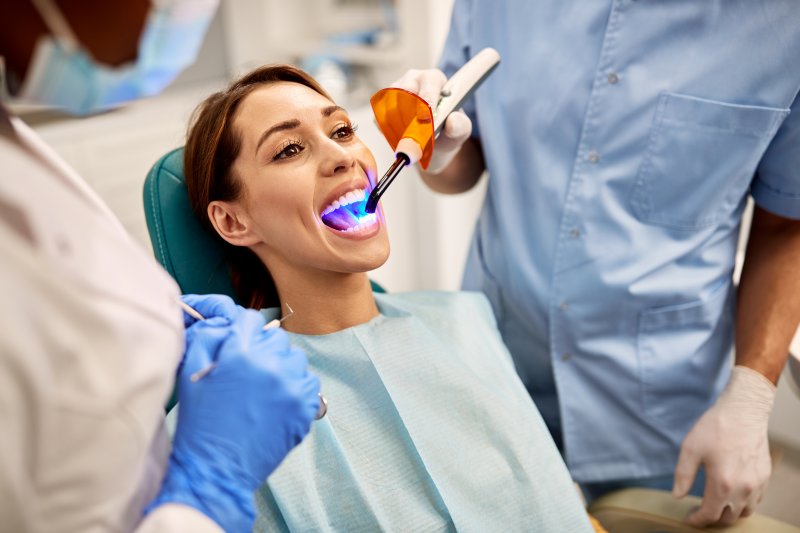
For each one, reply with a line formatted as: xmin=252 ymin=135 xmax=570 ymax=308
xmin=736 ymin=205 xmax=800 ymax=384
xmin=419 ymin=137 xmax=486 ymax=194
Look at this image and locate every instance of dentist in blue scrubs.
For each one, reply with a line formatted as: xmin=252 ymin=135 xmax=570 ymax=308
xmin=395 ymin=0 xmax=800 ymax=527
xmin=0 ymin=1 xmax=319 ymax=532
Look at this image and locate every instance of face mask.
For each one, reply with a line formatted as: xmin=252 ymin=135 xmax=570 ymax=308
xmin=19 ymin=0 xmax=219 ymax=115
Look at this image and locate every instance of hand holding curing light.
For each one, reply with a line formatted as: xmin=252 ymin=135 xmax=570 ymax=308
xmin=365 ymin=48 xmax=501 ymax=213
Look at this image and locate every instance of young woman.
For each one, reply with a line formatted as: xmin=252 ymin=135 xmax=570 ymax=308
xmin=183 ymin=65 xmax=593 ymax=532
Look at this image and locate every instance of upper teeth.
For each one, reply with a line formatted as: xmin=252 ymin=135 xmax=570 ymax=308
xmin=321 ymin=188 xmax=367 ymax=216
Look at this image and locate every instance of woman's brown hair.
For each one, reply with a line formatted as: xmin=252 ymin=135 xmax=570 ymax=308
xmin=184 ymin=64 xmax=332 ymax=309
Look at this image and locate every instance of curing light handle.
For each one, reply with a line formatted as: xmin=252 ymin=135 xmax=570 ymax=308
xmin=365 ymin=152 xmax=409 ymax=213
xmin=433 ymin=47 xmax=500 ymax=134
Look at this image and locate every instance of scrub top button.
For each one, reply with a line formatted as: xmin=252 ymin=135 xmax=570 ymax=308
xmin=587 ymin=151 xmax=600 ymax=163
xmin=559 ymin=301 xmax=570 ymax=311
xmin=561 ymin=353 xmax=572 ymax=362
xmin=570 ymin=227 xmax=581 ymax=239
xmin=607 ymin=72 xmax=619 ymax=84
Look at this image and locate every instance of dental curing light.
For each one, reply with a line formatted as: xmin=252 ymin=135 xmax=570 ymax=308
xmin=365 ymin=47 xmax=501 ymax=213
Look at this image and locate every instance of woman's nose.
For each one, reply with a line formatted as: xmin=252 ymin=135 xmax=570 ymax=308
xmin=319 ymin=138 xmax=355 ymax=177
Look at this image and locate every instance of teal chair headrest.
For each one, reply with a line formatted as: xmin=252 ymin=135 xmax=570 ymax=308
xmin=144 ymin=147 xmax=239 ymax=300
xmin=143 ymin=147 xmax=384 ymax=305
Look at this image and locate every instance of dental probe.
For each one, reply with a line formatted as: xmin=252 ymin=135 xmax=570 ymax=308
xmin=183 ymin=301 xmax=293 ymax=381
xmin=178 ymin=300 xmax=328 ymax=420
xmin=364 ymin=47 xmax=501 ymax=213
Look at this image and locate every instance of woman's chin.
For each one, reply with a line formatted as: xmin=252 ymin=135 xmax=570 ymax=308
xmin=331 ymin=237 xmax=389 ymax=273
xmin=348 ymin=245 xmax=390 ymax=272
xmin=323 ymin=219 xmax=389 ymax=258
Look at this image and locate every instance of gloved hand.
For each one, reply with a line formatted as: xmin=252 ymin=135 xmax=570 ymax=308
xmin=391 ymin=68 xmax=473 ymax=174
xmin=148 ymin=308 xmax=321 ymax=532
xmin=673 ymin=365 xmax=776 ymax=527
xmin=179 ymin=293 xmax=243 ymax=328
xmin=173 ymin=293 xmax=246 ymax=384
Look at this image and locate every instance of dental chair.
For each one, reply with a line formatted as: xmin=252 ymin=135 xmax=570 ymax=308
xmin=588 ymin=488 xmax=797 ymax=532
xmin=142 ymin=147 xmax=798 ymax=533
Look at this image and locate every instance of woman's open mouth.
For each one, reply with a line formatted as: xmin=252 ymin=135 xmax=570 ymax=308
xmin=320 ymin=188 xmax=378 ymax=234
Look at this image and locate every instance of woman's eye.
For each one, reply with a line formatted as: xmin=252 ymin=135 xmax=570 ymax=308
xmin=332 ymin=123 xmax=358 ymax=140
xmin=273 ymin=142 xmax=304 ymax=161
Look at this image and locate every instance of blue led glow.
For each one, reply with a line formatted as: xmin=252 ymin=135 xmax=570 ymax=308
xmin=320 ymin=194 xmax=377 ymax=228
xmin=351 ymin=200 xmax=371 ymax=221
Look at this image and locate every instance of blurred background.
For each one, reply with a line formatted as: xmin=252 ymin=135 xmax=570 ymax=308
xmin=12 ymin=0 xmax=800 ymax=524
xmin=19 ymin=0 xmax=478 ymax=295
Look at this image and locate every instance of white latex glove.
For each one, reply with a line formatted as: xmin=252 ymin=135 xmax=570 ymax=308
xmin=391 ymin=68 xmax=472 ymax=174
xmin=673 ymin=365 xmax=776 ymax=527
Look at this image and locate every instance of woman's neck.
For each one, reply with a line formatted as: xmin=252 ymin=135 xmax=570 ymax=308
xmin=268 ymin=266 xmax=379 ymax=335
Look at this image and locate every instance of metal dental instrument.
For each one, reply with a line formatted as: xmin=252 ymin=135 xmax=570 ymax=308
xmin=179 ymin=300 xmax=206 ymax=321
xmin=179 ymin=300 xmax=327 ymax=419
xmin=263 ymin=302 xmax=294 ymax=331
xmin=186 ymin=302 xmax=293 ymax=382
xmin=364 ymin=47 xmax=501 ymax=213
xmin=187 ymin=304 xmax=294 ymax=383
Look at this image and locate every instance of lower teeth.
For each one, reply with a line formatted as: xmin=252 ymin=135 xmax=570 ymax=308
xmin=321 ymin=205 xmax=377 ymax=232
xmin=342 ymin=214 xmax=377 ymax=233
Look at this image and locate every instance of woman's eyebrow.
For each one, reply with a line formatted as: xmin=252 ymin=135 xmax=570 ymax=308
xmin=322 ymin=105 xmax=345 ymax=117
xmin=255 ymin=106 xmax=345 ymax=155
xmin=256 ymin=119 xmax=301 ymax=154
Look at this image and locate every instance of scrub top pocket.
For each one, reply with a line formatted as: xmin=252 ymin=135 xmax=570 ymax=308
xmin=636 ymin=281 xmax=734 ymax=426
xmin=630 ymin=92 xmax=788 ymax=230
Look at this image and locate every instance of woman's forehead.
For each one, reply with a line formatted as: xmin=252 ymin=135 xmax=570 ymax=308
xmin=239 ymin=82 xmax=336 ymax=122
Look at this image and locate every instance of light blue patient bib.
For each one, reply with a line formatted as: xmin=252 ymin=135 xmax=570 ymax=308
xmin=255 ymin=292 xmax=592 ymax=532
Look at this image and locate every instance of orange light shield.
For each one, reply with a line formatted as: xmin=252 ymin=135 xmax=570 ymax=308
xmin=369 ymin=87 xmax=435 ymax=169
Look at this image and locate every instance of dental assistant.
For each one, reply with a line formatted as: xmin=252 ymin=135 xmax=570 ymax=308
xmin=396 ymin=1 xmax=800 ymax=527
xmin=0 ymin=1 xmax=319 ymax=532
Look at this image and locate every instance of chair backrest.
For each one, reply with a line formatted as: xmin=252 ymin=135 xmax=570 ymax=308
xmin=143 ymin=147 xmax=384 ymax=305
xmin=144 ymin=147 xmax=239 ymax=300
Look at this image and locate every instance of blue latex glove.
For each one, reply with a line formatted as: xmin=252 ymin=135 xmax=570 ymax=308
xmin=179 ymin=293 xmax=243 ymax=328
xmin=149 ymin=306 xmax=320 ymax=532
xmin=163 ymin=294 xmax=245 ymax=411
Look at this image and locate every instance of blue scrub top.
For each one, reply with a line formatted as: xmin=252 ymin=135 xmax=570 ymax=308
xmin=440 ymin=0 xmax=800 ymax=482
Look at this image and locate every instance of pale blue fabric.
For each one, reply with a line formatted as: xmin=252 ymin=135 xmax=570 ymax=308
xmin=254 ymin=292 xmax=592 ymax=533
xmin=439 ymin=0 xmax=800 ymax=482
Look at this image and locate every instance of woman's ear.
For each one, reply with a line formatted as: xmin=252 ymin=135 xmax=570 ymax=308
xmin=208 ymin=200 xmax=260 ymax=247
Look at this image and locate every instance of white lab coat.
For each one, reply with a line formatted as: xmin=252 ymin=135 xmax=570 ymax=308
xmin=0 ymin=106 xmax=221 ymax=533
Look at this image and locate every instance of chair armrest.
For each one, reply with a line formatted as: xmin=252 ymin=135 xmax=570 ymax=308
xmin=588 ymin=488 xmax=799 ymax=533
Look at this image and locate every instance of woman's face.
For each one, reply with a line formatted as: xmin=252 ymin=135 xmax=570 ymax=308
xmin=220 ymin=81 xmax=390 ymax=275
